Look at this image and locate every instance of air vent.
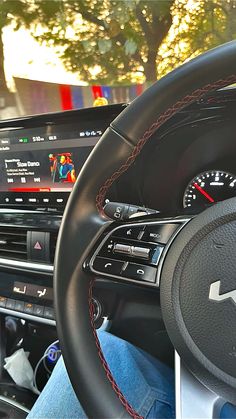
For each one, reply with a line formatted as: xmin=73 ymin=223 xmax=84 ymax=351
xmin=0 ymin=227 xmax=27 ymax=260
xmin=50 ymin=232 xmax=58 ymax=263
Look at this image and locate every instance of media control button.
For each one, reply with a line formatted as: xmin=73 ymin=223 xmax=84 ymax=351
xmin=0 ymin=296 xmax=6 ymax=307
xmin=123 ymin=263 xmax=157 ymax=283
xmin=44 ymin=307 xmax=55 ymax=319
xmin=113 ymin=226 xmax=145 ymax=240
xmin=24 ymin=302 xmax=34 ymax=314
xmin=151 ymin=245 xmax=164 ymax=265
xmin=93 ymin=257 xmax=125 ymax=276
xmin=113 ymin=243 xmax=150 ymax=260
xmin=6 ymin=299 xmax=16 ymax=310
xmin=113 ymin=243 xmax=132 ymax=255
xmin=142 ymin=224 xmax=179 ymax=244
xmin=131 ymin=246 xmax=150 ymax=259
xmin=98 ymin=239 xmax=115 ymax=257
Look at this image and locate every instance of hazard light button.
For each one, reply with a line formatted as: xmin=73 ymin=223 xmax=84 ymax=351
xmin=28 ymin=231 xmax=50 ymax=263
xmin=34 ymin=241 xmax=42 ymax=250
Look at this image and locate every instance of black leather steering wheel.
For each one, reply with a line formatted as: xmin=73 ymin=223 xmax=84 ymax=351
xmin=54 ymin=41 xmax=236 ymax=418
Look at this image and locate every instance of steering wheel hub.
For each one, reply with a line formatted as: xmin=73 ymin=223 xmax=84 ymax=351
xmin=161 ymin=197 xmax=236 ymax=403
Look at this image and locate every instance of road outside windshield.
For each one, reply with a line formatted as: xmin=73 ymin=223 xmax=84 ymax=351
xmin=0 ymin=0 xmax=235 ymax=119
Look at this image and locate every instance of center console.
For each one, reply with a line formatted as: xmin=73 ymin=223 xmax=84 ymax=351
xmin=0 ymin=104 xmax=125 ymax=325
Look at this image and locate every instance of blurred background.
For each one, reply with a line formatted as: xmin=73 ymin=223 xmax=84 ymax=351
xmin=0 ymin=0 xmax=235 ymax=119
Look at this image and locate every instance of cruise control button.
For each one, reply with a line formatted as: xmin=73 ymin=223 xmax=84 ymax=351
xmin=113 ymin=226 xmax=145 ymax=240
xmin=142 ymin=224 xmax=179 ymax=244
xmin=93 ymin=257 xmax=125 ymax=276
xmin=123 ymin=263 xmax=157 ymax=283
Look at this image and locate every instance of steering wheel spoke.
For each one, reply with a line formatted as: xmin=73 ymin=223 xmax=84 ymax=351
xmin=86 ymin=216 xmax=191 ymax=287
xmin=175 ymin=352 xmax=224 ymax=419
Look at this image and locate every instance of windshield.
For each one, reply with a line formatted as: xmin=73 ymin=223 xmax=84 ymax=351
xmin=0 ymin=0 xmax=235 ymax=119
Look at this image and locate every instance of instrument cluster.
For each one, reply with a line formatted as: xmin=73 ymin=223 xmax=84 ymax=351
xmin=183 ymin=170 xmax=236 ymax=211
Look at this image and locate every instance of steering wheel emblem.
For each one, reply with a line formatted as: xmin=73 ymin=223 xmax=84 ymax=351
xmin=209 ymin=280 xmax=236 ymax=305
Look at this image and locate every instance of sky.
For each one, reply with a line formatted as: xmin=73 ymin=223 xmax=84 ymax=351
xmin=3 ymin=25 xmax=86 ymax=90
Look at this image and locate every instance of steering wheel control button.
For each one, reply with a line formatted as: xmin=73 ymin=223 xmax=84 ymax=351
xmin=93 ymin=257 xmax=125 ymax=276
xmin=113 ymin=243 xmax=150 ymax=260
xmin=103 ymin=202 xmax=158 ymax=221
xmin=142 ymin=223 xmax=179 ymax=244
xmin=99 ymin=239 xmax=115 ymax=257
xmin=151 ymin=245 xmax=164 ymax=265
xmin=123 ymin=263 xmax=156 ymax=283
xmin=113 ymin=243 xmax=132 ymax=255
xmin=113 ymin=226 xmax=145 ymax=240
xmin=131 ymin=246 xmax=150 ymax=259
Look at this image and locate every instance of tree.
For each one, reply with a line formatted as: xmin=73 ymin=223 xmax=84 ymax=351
xmin=158 ymin=0 xmax=236 ymax=78
xmin=0 ymin=0 xmax=34 ymax=106
xmin=30 ymin=0 xmax=175 ymax=84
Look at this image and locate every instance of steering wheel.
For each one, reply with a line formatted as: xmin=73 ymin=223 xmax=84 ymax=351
xmin=54 ymin=41 xmax=236 ymax=418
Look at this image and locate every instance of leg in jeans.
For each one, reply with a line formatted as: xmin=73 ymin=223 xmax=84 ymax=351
xmin=27 ymin=331 xmax=175 ymax=419
xmin=220 ymin=403 xmax=236 ymax=419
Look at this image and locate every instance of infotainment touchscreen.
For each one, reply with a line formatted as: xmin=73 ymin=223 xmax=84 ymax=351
xmin=0 ymin=123 xmax=103 ymax=206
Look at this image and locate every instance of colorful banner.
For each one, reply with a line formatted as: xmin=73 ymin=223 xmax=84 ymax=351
xmin=59 ymin=85 xmax=73 ymax=110
xmin=92 ymin=85 xmax=102 ymax=99
xmin=71 ymin=86 xmax=84 ymax=109
xmin=101 ymin=86 xmax=112 ymax=100
xmin=14 ymin=77 xmax=145 ymax=116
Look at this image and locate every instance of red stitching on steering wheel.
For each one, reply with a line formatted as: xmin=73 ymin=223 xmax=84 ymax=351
xmin=88 ymin=279 xmax=143 ymax=419
xmin=95 ymin=75 xmax=236 ymax=216
xmin=92 ymin=75 xmax=236 ymax=418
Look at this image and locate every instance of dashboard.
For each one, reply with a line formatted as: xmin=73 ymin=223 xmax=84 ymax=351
xmin=0 ymin=88 xmax=235 ymax=325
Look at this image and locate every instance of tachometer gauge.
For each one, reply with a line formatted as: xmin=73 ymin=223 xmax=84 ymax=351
xmin=183 ymin=170 xmax=236 ymax=211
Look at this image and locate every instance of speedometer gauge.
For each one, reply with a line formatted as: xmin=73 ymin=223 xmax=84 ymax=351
xmin=183 ymin=170 xmax=236 ymax=211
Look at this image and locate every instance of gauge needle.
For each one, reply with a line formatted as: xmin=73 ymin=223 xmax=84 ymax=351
xmin=194 ymin=182 xmax=215 ymax=203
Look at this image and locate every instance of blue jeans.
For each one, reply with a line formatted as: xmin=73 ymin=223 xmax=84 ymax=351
xmin=26 ymin=331 xmax=236 ymax=419
xmin=27 ymin=331 xmax=175 ymax=418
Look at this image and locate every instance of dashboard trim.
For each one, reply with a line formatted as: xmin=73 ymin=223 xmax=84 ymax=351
xmin=0 ymin=306 xmax=56 ymax=326
xmin=0 ymin=258 xmax=53 ymax=273
xmin=0 ymin=395 xmax=30 ymax=414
